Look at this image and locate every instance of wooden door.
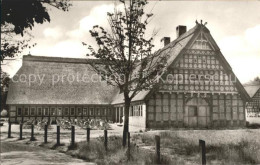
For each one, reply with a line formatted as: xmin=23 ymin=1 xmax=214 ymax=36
xmin=185 ymin=97 xmax=210 ymax=128
xmin=188 ymin=106 xmax=197 ymax=127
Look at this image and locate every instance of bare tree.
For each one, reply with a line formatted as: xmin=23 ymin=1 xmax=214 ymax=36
xmin=86 ymin=0 xmax=168 ymax=146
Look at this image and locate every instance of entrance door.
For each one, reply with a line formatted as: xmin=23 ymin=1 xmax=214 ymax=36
xmin=188 ymin=106 xmax=197 ymax=127
xmin=198 ymin=106 xmax=208 ymax=127
xmin=184 ymin=98 xmax=210 ymax=128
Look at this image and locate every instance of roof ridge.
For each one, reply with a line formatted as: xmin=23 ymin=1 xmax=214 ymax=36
xmin=23 ymin=55 xmax=102 ymax=64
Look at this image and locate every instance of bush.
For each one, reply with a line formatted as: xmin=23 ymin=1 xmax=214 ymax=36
xmin=1 ymin=110 xmax=8 ymax=117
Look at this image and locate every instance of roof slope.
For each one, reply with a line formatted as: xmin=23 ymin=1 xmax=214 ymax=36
xmin=7 ymin=23 xmax=251 ymax=105
xmin=7 ymin=55 xmax=118 ymax=105
xmin=112 ymin=90 xmax=150 ymax=105
xmin=111 ymin=25 xmax=198 ymax=104
xmin=116 ymin=23 xmax=250 ymax=103
xmin=244 ymin=85 xmax=260 ymax=98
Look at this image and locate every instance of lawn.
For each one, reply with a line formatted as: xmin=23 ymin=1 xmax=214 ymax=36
xmin=131 ymin=129 xmax=260 ymax=164
xmin=56 ymin=129 xmax=260 ymax=165
xmin=1 ymin=122 xmax=260 ymax=165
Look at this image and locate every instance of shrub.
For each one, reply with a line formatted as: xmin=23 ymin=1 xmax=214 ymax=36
xmin=1 ymin=110 xmax=8 ymax=117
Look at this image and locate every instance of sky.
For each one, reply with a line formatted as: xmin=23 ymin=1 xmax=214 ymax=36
xmin=2 ymin=1 xmax=260 ymax=83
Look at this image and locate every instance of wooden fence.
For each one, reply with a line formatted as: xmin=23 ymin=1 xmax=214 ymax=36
xmin=7 ymin=122 xmax=207 ymax=165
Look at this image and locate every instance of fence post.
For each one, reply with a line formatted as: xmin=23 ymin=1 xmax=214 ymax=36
xmin=199 ymin=139 xmax=206 ymax=165
xmin=127 ymin=132 xmax=131 ymax=160
xmin=104 ymin=130 xmax=107 ymax=151
xmin=19 ymin=123 xmax=23 ymax=140
xmin=87 ymin=128 xmax=90 ymax=142
xmin=44 ymin=124 xmax=48 ymax=143
xmin=155 ymin=135 xmax=160 ymax=164
xmin=71 ymin=125 xmax=75 ymax=146
xmin=30 ymin=124 xmax=35 ymax=141
xmin=57 ymin=125 xmax=60 ymax=146
xmin=8 ymin=121 xmax=11 ymax=138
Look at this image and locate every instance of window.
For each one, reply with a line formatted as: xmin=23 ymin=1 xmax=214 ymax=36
xmin=77 ymin=107 xmax=82 ymax=116
xmin=43 ymin=107 xmax=49 ymax=116
xmin=64 ymin=107 xmax=69 ymax=116
xmin=30 ymin=107 xmax=36 ymax=116
xmin=107 ymin=108 xmax=111 ymax=115
xmin=24 ymin=107 xmax=29 ymax=116
xmin=37 ymin=107 xmax=42 ymax=116
xmin=83 ymin=107 xmax=88 ymax=116
xmin=89 ymin=108 xmax=94 ymax=116
xmin=103 ymin=108 xmax=107 ymax=115
xmin=96 ymin=108 xmax=100 ymax=116
xmin=70 ymin=107 xmax=75 ymax=116
xmin=57 ymin=107 xmax=62 ymax=116
xmin=188 ymin=106 xmax=197 ymax=116
xmin=17 ymin=107 xmax=22 ymax=116
xmin=50 ymin=107 xmax=56 ymax=116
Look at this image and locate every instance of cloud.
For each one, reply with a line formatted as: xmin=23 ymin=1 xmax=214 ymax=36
xmin=218 ymin=24 xmax=260 ymax=83
xmin=43 ymin=27 xmax=63 ymax=39
xmin=66 ymin=3 xmax=124 ymax=40
xmin=66 ymin=4 xmax=114 ymax=40
xmin=79 ymin=4 xmax=117 ymax=32
xmin=245 ymin=25 xmax=260 ymax=50
xmin=30 ymin=40 xmax=87 ymax=58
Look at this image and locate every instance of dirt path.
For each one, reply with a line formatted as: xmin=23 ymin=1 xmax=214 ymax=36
xmin=0 ymin=142 xmax=94 ymax=165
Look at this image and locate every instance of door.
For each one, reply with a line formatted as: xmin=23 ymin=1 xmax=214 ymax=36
xmin=188 ymin=106 xmax=197 ymax=127
xmin=198 ymin=106 xmax=207 ymax=127
xmin=185 ymin=97 xmax=210 ymax=128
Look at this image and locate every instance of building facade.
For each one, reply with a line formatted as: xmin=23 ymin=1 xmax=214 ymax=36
xmin=244 ymin=85 xmax=260 ymax=123
xmin=7 ymin=22 xmax=250 ymax=129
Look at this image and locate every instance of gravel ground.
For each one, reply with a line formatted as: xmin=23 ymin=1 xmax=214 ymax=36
xmin=0 ymin=141 xmax=94 ymax=165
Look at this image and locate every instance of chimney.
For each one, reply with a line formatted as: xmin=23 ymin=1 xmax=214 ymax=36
xmin=161 ymin=37 xmax=171 ymax=47
xmin=176 ymin=25 xmax=187 ymax=38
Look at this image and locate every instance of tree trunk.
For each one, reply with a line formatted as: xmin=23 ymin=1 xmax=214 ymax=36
xmin=122 ymin=97 xmax=131 ymax=147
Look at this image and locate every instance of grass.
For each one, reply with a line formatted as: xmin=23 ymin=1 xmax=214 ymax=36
xmin=207 ymin=140 xmax=260 ymax=164
xmin=63 ymin=135 xmax=170 ymax=165
xmin=0 ymin=141 xmax=42 ymax=153
xmin=6 ymin=128 xmax=259 ymax=165
xmin=63 ymin=131 xmax=260 ymax=164
xmin=132 ymin=131 xmax=260 ymax=164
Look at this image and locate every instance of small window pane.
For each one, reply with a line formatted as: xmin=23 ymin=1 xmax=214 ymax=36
xmin=50 ymin=107 xmax=56 ymax=116
xmin=43 ymin=107 xmax=49 ymax=116
xmin=89 ymin=108 xmax=94 ymax=116
xmin=70 ymin=107 xmax=75 ymax=116
xmin=57 ymin=107 xmax=62 ymax=116
xmin=64 ymin=107 xmax=69 ymax=116
xmin=24 ymin=107 xmax=29 ymax=116
xmin=30 ymin=107 xmax=36 ymax=116
xmin=77 ymin=107 xmax=82 ymax=116
xmin=37 ymin=108 xmax=42 ymax=116
xmin=83 ymin=107 xmax=88 ymax=116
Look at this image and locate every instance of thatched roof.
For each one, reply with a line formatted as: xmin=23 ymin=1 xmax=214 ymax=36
xmin=111 ymin=25 xmax=197 ymax=104
xmin=7 ymin=55 xmax=119 ymax=105
xmin=112 ymin=90 xmax=150 ymax=105
xmin=7 ymin=23 xmax=251 ymax=105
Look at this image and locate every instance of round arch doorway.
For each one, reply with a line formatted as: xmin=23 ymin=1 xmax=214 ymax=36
xmin=184 ymin=97 xmax=211 ymax=128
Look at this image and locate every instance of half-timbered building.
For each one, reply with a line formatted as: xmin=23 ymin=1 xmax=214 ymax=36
xmin=7 ymin=22 xmax=250 ymax=128
xmin=244 ymin=85 xmax=260 ymax=119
